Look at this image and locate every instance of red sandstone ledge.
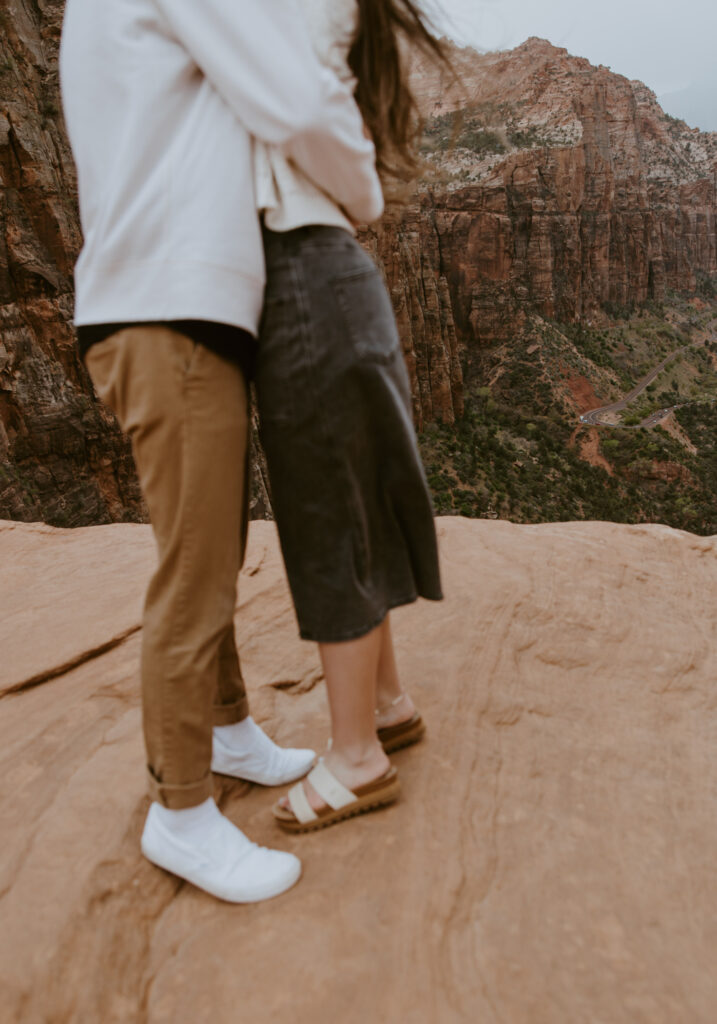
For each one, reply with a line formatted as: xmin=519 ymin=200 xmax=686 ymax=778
xmin=1 ymin=517 xmax=716 ymax=1022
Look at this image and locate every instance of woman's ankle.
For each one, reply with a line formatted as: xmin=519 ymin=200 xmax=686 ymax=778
xmin=327 ymin=737 xmax=387 ymax=772
xmin=375 ymin=690 xmax=407 ymax=714
xmin=375 ymin=691 xmax=416 ymax=728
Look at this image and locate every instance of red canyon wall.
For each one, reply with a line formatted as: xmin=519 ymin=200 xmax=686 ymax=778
xmin=1 ymin=10 xmax=715 ymax=524
xmin=375 ymin=39 xmax=717 ymax=391
xmin=0 ymin=0 xmax=144 ymax=524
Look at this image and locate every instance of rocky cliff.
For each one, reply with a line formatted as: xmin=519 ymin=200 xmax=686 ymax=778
xmin=401 ymin=37 xmax=717 ymax=351
xmin=3 ymin=515 xmax=717 ymax=1022
xmin=1 ymin=7 xmax=715 ymax=524
xmin=0 ymin=0 xmax=144 ymax=525
xmin=358 ymin=36 xmax=717 ymax=428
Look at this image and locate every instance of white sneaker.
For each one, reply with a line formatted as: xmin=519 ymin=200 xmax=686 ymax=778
xmin=211 ymin=716 xmax=316 ymax=786
xmin=141 ymin=801 xmax=301 ymax=903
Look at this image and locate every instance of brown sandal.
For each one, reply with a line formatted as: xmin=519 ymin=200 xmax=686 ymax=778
xmin=378 ymin=711 xmax=426 ymax=754
xmin=273 ymin=759 xmax=400 ymax=834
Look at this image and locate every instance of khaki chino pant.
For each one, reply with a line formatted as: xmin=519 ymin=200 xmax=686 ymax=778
xmin=86 ymin=327 xmax=250 ymax=808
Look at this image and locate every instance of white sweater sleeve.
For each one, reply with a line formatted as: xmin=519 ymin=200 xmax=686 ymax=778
xmin=153 ymin=0 xmax=383 ymax=224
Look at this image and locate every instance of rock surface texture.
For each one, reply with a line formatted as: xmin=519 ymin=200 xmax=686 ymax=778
xmin=0 ymin=0 xmax=145 ymax=525
xmin=2 ymin=516 xmax=717 ymax=1023
xmin=389 ymin=38 xmax=717 ymax=358
xmin=2 ymin=3 xmax=716 ymax=523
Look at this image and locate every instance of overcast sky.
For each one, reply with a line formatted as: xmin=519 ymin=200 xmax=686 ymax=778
xmin=430 ymin=0 xmax=717 ymax=131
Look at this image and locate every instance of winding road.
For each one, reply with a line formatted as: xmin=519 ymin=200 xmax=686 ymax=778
xmin=579 ymin=320 xmax=716 ymax=429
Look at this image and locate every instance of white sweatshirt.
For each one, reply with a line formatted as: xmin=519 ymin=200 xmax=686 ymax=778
xmin=60 ymin=0 xmax=384 ymax=334
xmin=254 ymin=0 xmax=359 ymax=234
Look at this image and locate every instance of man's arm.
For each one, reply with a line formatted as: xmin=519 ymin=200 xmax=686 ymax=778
xmin=153 ymin=0 xmax=384 ymax=224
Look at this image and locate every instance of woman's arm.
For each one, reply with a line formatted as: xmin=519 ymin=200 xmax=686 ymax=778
xmin=153 ymin=0 xmax=383 ymax=224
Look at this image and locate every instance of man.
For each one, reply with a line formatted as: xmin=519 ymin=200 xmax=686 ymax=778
xmin=60 ymin=0 xmax=383 ymax=903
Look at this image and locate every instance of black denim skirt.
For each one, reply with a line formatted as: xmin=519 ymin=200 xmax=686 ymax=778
xmin=255 ymin=226 xmax=443 ymax=642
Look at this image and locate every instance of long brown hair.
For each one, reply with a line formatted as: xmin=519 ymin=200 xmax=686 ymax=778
xmin=348 ymin=0 xmax=448 ymax=180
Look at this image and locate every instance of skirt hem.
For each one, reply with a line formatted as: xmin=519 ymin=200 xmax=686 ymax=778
xmin=297 ymin=589 xmax=444 ymax=645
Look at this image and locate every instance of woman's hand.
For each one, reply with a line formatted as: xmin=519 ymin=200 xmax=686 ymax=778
xmin=341 ymin=124 xmax=375 ymax=227
xmin=340 ymin=206 xmax=362 ymax=229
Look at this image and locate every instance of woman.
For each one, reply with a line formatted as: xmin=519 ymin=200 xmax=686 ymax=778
xmin=254 ymin=0 xmax=446 ymax=832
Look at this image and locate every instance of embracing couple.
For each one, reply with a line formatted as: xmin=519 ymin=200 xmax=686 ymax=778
xmin=60 ymin=0 xmax=444 ymax=903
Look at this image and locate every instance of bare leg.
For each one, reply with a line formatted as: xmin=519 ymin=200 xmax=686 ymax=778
xmin=279 ymin=621 xmax=390 ymax=813
xmin=374 ymin=616 xmax=417 ymax=730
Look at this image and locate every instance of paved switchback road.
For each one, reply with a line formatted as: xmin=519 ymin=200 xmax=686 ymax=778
xmin=579 ymin=321 xmax=716 ymax=428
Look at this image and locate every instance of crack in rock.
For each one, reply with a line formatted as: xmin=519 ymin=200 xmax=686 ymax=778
xmin=2 ymin=623 xmax=141 ymax=698
xmin=266 ymin=668 xmax=324 ymax=696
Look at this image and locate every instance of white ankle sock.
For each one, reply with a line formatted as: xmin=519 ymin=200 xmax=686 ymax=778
xmin=153 ymin=796 xmax=222 ymax=842
xmin=214 ymin=715 xmax=261 ymax=748
xmin=212 ymin=716 xmax=316 ymax=787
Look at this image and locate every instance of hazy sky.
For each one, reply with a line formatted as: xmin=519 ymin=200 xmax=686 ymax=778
xmin=430 ymin=0 xmax=717 ymax=131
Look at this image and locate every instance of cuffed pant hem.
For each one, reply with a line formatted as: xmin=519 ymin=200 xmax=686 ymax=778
xmin=147 ymin=769 xmax=214 ymax=810
xmin=212 ymin=695 xmax=250 ymax=726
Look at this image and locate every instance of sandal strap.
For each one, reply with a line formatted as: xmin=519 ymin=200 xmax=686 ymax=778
xmin=287 ymin=781 xmax=318 ymax=824
xmin=307 ymin=759 xmax=356 ymax=811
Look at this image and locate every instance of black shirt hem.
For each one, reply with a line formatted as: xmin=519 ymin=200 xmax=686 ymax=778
xmin=77 ymin=320 xmax=258 ymax=380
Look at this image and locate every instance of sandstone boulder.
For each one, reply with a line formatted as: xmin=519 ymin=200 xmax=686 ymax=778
xmin=1 ymin=517 xmax=716 ymax=1023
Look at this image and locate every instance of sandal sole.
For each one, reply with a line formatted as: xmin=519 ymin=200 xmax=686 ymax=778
xmin=273 ymin=777 xmax=401 ymax=834
xmin=378 ymin=714 xmax=426 ymax=755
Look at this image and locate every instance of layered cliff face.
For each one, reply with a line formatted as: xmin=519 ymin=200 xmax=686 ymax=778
xmin=404 ymin=37 xmax=717 ymax=347
xmin=0 ymin=0 xmax=145 ymax=524
xmin=0 ymin=9 xmax=715 ymax=525
xmin=360 ymin=209 xmax=464 ymax=430
xmin=399 ymin=40 xmax=717 ymax=535
xmin=364 ymin=37 xmax=716 ymax=427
